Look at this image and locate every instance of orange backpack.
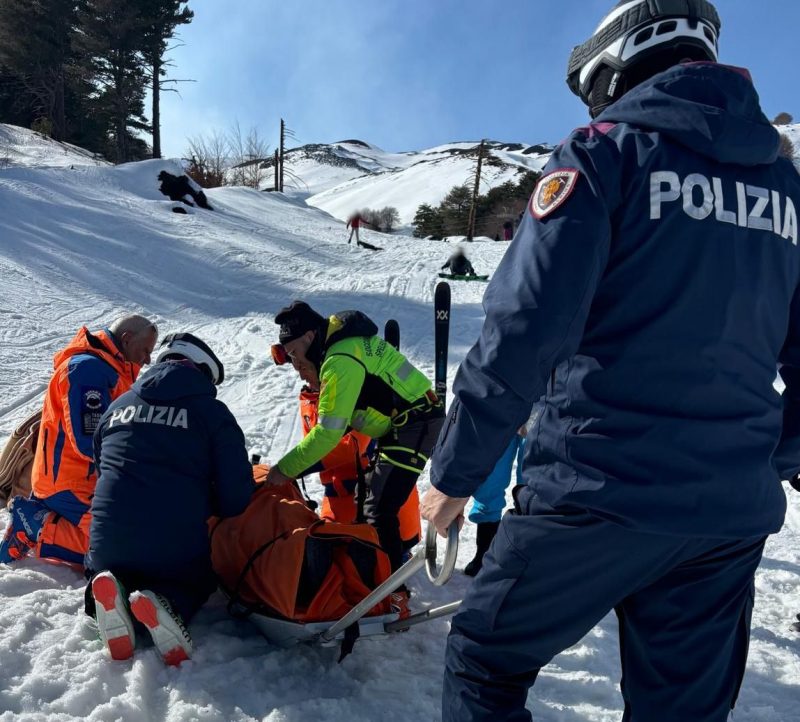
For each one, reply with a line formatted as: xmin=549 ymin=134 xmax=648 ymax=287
xmin=210 ymin=465 xmax=392 ymax=623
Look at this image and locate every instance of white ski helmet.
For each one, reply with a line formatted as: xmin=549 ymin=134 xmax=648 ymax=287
xmin=567 ymin=0 xmax=721 ymax=116
xmin=155 ymin=332 xmax=225 ymax=385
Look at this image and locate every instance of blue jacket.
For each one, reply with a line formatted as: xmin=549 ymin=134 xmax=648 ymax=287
xmin=431 ymin=63 xmax=800 ymax=538
xmin=86 ymin=361 xmax=254 ymax=576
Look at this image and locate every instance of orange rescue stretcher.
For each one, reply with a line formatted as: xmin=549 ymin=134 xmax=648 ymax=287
xmin=210 ymin=466 xmax=460 ymax=653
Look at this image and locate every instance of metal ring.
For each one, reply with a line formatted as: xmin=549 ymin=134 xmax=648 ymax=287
xmin=425 ymin=521 xmax=459 ymax=586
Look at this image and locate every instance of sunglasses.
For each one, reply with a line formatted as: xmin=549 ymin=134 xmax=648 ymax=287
xmin=271 ymin=343 xmax=289 ymax=366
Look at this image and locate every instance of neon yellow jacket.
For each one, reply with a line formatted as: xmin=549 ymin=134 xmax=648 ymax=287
xmin=278 ymin=312 xmax=432 ymax=478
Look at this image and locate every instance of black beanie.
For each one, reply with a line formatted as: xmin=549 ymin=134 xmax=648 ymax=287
xmin=275 ymin=301 xmax=326 ymax=344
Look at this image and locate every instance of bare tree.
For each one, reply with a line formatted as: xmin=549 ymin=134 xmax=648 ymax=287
xmin=378 ymin=206 xmax=400 ymax=232
xmin=227 ymin=121 xmax=270 ymax=189
xmin=185 ymin=129 xmax=227 ymax=188
xmin=773 ymin=112 xmax=794 ymax=126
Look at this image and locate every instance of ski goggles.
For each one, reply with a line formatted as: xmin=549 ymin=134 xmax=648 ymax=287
xmin=271 ymin=343 xmax=289 ymax=366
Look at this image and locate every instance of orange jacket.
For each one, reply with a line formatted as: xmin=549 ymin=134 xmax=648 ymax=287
xmin=299 ymin=389 xmax=371 ymax=520
xmin=31 ymin=327 xmax=140 ymax=500
xmin=299 ymin=390 xmax=420 ymax=546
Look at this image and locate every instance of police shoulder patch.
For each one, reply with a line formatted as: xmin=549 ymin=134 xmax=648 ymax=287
xmin=530 ymin=168 xmax=580 ymax=219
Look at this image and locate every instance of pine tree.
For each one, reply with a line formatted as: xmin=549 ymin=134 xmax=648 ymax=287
xmin=76 ymin=0 xmax=151 ymax=162
xmin=0 ymin=0 xmax=79 ymax=140
xmin=413 ymin=203 xmax=445 ymax=239
xmin=139 ymin=0 xmax=193 ymax=158
xmin=440 ymin=185 xmax=473 ymax=236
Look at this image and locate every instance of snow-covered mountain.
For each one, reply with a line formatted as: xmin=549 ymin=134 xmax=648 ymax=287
xmin=284 ymin=138 xmax=552 ymax=226
xmin=1 ymin=124 xmax=800 ymax=721
xmin=287 ymin=123 xmax=800 ymax=226
xmin=778 ymin=122 xmax=800 ymax=170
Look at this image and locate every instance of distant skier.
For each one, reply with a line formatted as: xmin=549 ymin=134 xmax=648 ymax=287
xmin=440 ymin=247 xmax=476 ymax=277
xmin=422 ymin=1 xmax=800 ymax=720
xmin=346 ymin=212 xmax=371 ymax=244
xmin=502 ymin=220 xmax=513 ymax=241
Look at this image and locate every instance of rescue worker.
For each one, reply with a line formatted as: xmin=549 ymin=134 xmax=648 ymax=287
xmin=267 ymin=301 xmax=443 ymax=613
xmin=0 ymin=315 xmax=158 ymax=565
xmin=85 ymin=332 xmax=254 ymax=665
xmin=298 ymin=387 xmax=421 ymax=551
xmin=422 ymin=1 xmax=800 ymax=720
xmin=441 ymin=247 xmax=476 ymax=277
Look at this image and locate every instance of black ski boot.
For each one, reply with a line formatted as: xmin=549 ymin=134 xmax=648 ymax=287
xmin=464 ymin=521 xmax=500 ymax=577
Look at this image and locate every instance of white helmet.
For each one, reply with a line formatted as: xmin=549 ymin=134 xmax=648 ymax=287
xmin=155 ymin=332 xmax=225 ymax=385
xmin=567 ymin=0 xmax=720 ymax=116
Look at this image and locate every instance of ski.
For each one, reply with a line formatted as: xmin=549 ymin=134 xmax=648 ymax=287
xmin=434 ymin=281 xmax=451 ymax=403
xmin=384 ymin=319 xmax=400 ymax=350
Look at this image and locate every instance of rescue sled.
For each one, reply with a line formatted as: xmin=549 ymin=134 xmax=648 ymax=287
xmin=225 ymin=520 xmax=461 ymax=650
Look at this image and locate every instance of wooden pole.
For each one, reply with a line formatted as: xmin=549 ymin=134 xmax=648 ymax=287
xmin=467 ymin=140 xmax=485 ymax=240
xmin=279 ymin=118 xmax=285 ymax=192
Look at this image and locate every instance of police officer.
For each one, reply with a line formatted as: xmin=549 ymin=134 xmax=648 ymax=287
xmin=86 ymin=333 xmax=254 ymax=665
xmin=421 ymin=1 xmax=800 ymax=720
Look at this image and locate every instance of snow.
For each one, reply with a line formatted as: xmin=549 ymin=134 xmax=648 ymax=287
xmin=1 ymin=123 xmax=800 ymax=721
xmin=0 ymin=125 xmax=108 ymax=170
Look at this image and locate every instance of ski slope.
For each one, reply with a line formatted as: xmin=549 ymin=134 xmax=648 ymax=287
xmin=1 ymin=126 xmax=799 ymax=721
xmin=286 ymin=139 xmax=551 ymax=226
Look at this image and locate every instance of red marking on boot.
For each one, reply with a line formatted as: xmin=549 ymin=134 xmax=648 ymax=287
xmin=92 ymin=575 xmax=134 ymax=661
xmin=162 ymin=647 xmax=190 ymax=667
xmin=129 ymin=594 xmax=159 ymax=628
xmin=130 ymin=594 xmax=190 ymax=667
xmin=92 ymin=575 xmax=119 ymax=612
xmin=107 ymin=635 xmax=134 ymax=661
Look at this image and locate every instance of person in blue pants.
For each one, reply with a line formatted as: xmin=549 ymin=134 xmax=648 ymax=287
xmin=464 ymin=426 xmax=526 ymax=577
xmin=421 ymin=1 xmax=799 ymax=720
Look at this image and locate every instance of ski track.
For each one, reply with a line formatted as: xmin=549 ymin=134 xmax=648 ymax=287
xmin=0 ymin=142 xmax=798 ymax=721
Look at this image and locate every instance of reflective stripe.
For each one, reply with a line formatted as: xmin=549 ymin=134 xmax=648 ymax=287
xmin=378 ymin=452 xmax=427 ymax=473
xmin=319 ymin=414 xmax=348 ymax=431
xmin=381 ymin=446 xmax=429 ymax=463
xmin=351 ymin=411 xmax=368 ymax=431
xmin=395 ymin=360 xmax=414 ymax=381
xmin=379 ymin=446 xmax=429 ymax=472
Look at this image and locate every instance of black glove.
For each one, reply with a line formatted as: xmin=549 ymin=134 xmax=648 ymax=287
xmin=790 ymin=474 xmax=800 ymax=492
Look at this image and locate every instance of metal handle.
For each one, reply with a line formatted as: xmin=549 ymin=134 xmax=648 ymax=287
xmin=319 ymin=521 xmax=459 ymax=642
xmin=425 ymin=521 xmax=459 ymax=586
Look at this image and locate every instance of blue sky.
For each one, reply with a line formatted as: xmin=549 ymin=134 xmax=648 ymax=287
xmin=158 ymin=0 xmax=799 ymax=158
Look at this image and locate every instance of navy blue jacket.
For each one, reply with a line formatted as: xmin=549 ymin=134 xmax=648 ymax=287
xmin=86 ymin=361 xmax=254 ymax=576
xmin=431 ymin=63 xmax=800 ymax=538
